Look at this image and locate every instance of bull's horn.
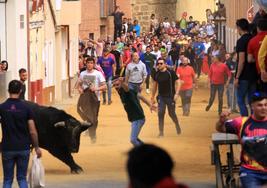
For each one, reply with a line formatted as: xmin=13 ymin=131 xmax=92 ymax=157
xmin=54 ymin=121 xmax=65 ymax=127
xmin=82 ymin=121 xmax=92 ymax=127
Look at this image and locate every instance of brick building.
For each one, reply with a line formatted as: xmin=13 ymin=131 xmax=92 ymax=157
xmin=79 ymin=0 xmax=178 ymax=39
xmin=79 ymin=0 xmax=220 ymax=39
xmin=79 ymin=0 xmax=115 ymax=40
xmin=130 ymin=0 xmax=178 ymax=32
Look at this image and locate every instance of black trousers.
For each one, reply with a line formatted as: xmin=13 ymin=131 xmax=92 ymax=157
xmin=114 ymin=24 xmax=122 ymax=39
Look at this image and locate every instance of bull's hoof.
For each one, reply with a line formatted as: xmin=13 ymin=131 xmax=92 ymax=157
xmin=71 ymin=167 xmax=83 ymax=174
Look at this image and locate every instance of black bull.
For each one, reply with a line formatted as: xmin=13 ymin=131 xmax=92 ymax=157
xmin=24 ymin=101 xmax=91 ymax=174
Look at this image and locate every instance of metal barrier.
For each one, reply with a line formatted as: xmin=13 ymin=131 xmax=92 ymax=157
xmin=211 ymin=133 xmax=241 ymax=188
xmin=0 ymin=71 xmax=11 ymax=103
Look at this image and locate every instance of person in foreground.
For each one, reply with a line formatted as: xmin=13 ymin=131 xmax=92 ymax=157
xmin=0 ymin=80 xmax=42 ymax=188
xmin=114 ymin=78 xmax=157 ymax=146
xmin=216 ymin=92 xmax=267 ymax=188
xmin=126 ymin=144 xmax=188 ymax=188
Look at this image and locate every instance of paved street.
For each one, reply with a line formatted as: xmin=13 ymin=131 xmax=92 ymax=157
xmin=41 ymin=77 xmax=218 ymax=188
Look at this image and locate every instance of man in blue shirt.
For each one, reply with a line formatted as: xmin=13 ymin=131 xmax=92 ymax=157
xmin=0 ymin=80 xmax=42 ymax=188
xmin=97 ymin=48 xmax=116 ymax=105
xmin=133 ymin=20 xmax=141 ymax=37
xmin=193 ymin=37 xmax=205 ymax=78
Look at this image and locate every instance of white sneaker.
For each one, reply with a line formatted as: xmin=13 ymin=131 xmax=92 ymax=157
xmin=146 ymin=89 xmax=150 ymax=94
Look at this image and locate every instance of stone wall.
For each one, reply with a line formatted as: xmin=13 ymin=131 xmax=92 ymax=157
xmin=132 ymin=0 xmax=177 ymax=32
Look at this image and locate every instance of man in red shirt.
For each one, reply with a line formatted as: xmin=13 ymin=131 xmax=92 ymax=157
xmin=206 ymin=55 xmax=231 ymax=115
xmin=247 ymin=19 xmax=267 ymax=74
xmin=176 ymin=57 xmax=196 ymax=116
xmin=121 ymin=44 xmax=132 ymax=76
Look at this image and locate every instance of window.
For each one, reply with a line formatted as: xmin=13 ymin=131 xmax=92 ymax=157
xmin=89 ymin=33 xmax=94 ymax=40
xmin=107 ymin=0 xmax=114 ymax=16
xmin=100 ymin=0 xmax=106 ymax=18
xmin=100 ymin=0 xmax=115 ymax=18
xmin=20 ymin=15 xmax=24 ymax=29
xmin=55 ymin=0 xmax=61 ymax=10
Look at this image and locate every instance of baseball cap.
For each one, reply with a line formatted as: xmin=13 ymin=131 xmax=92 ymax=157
xmin=251 ymin=92 xmax=267 ymax=103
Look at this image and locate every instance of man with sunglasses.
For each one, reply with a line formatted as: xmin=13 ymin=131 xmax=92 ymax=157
xmin=216 ymin=92 xmax=267 ymax=188
xmin=151 ymin=58 xmax=182 ymax=137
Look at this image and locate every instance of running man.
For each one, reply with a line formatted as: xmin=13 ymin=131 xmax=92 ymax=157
xmin=114 ymin=77 xmax=156 ymax=146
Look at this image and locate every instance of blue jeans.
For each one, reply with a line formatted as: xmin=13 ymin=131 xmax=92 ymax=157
xmin=207 ymin=84 xmax=224 ymax=114
xmin=157 ymin=96 xmax=180 ymax=134
xmin=130 ymin=119 xmax=145 ymax=146
xmin=2 ymin=150 xmax=30 ymax=188
xmin=236 ymin=80 xmax=256 ymax=116
xmin=226 ymin=83 xmax=237 ymax=111
xmin=240 ymin=167 xmax=267 ymax=188
xmin=128 ymin=82 xmax=142 ymax=93
xmin=195 ymin=58 xmax=203 ymax=78
xmin=102 ymin=76 xmax=112 ymax=103
xmin=179 ymin=89 xmax=193 ymax=115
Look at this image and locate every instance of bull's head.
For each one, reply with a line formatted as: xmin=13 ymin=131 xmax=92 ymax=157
xmin=54 ymin=119 xmax=91 ymax=153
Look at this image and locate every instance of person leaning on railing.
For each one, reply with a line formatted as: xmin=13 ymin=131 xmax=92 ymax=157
xmin=216 ymin=92 xmax=267 ymax=188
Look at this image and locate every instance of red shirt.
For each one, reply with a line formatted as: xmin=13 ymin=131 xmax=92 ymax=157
xmin=123 ymin=49 xmax=131 ymax=66
xmin=209 ymin=62 xmax=231 ymax=84
xmin=247 ymin=31 xmax=267 ymax=73
xmin=176 ymin=65 xmax=195 ymax=90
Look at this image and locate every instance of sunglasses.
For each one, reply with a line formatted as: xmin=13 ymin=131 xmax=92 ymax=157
xmin=156 ymin=63 xmax=164 ymax=66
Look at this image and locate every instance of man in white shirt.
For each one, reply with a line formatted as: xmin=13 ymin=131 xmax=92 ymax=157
xmin=125 ymin=52 xmax=147 ymax=92
xmin=78 ymin=57 xmax=106 ymax=143
xmin=151 ymin=45 xmax=162 ymax=60
xmin=163 ymin=17 xmax=171 ymax=29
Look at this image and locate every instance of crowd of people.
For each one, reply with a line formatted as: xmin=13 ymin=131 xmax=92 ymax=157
xmin=76 ymin=4 xmax=267 ymax=187
xmin=1 ymin=2 xmax=267 ymax=187
xmin=77 ymin=6 xmax=235 ymax=144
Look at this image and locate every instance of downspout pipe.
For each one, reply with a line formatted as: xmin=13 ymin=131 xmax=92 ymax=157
xmin=65 ymin=25 xmax=71 ymax=98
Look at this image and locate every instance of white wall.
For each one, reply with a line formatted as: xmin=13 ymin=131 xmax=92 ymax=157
xmin=69 ymin=25 xmax=79 ymax=77
xmin=0 ymin=3 xmax=7 ymax=61
xmin=6 ymin=0 xmax=28 ymax=79
xmin=43 ymin=1 xmax=56 ymax=87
